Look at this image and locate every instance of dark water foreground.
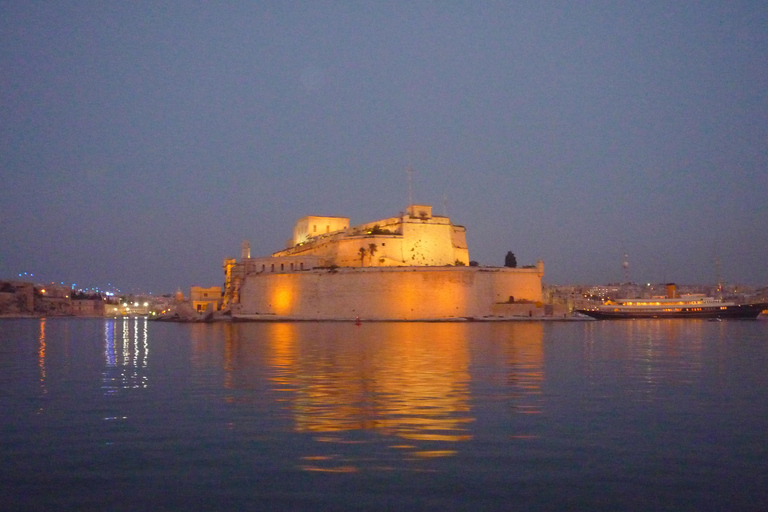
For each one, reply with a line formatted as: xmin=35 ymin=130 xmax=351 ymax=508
xmin=2 ymin=317 xmax=767 ymax=511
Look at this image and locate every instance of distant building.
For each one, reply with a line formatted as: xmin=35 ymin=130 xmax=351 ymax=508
xmin=71 ymin=298 xmax=105 ymax=316
xmin=292 ymin=215 xmax=350 ymax=246
xmin=105 ymin=300 xmax=150 ymax=316
xmin=0 ymin=281 xmax=35 ymax=315
xmin=190 ymin=286 xmax=222 ymax=313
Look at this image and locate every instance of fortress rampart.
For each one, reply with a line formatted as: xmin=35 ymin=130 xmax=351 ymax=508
xmin=226 ymin=204 xmax=544 ymax=321
xmin=233 ymin=265 xmax=543 ymax=321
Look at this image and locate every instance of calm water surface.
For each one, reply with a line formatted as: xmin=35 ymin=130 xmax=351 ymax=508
xmin=2 ymin=318 xmax=767 ymax=511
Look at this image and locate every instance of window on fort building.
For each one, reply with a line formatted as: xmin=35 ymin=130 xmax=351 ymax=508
xmin=262 ymin=264 xmax=265 ymax=272
xmin=290 ymin=263 xmax=294 ymax=270
xmin=281 ymin=263 xmax=284 ymax=271
xmin=197 ymin=305 xmax=202 ymax=312
xmin=271 ymin=264 xmax=275 ymax=272
xmin=300 ymin=262 xmax=304 ymax=270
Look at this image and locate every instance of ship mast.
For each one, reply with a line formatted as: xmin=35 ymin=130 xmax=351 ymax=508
xmin=714 ymin=254 xmax=722 ymax=297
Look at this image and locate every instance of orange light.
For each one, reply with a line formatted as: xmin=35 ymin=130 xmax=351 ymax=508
xmin=271 ymin=278 xmax=295 ymax=315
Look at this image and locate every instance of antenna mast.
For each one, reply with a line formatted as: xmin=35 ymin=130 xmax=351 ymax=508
xmin=622 ymin=253 xmax=630 ymax=284
xmin=406 ymin=166 xmax=414 ymax=208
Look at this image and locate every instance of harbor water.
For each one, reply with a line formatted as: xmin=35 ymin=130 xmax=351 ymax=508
xmin=2 ymin=317 xmax=768 ymax=511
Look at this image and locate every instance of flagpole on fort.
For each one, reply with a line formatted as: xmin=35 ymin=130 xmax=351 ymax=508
xmin=406 ymin=166 xmax=414 ymax=209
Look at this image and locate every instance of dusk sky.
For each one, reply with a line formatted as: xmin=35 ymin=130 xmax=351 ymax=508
xmin=2 ymin=2 xmax=766 ymax=294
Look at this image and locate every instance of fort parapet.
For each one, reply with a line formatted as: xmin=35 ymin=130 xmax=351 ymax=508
xmin=225 ymin=205 xmax=545 ymax=321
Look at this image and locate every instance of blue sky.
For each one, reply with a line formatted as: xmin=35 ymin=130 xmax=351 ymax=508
xmin=2 ymin=1 xmax=766 ymax=293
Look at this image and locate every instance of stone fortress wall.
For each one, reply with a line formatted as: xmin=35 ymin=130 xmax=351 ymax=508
xmin=228 ymin=204 xmax=543 ymax=321
xmin=234 ymin=265 xmax=543 ymax=320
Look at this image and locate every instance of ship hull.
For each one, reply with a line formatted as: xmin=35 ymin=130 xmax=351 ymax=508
xmin=576 ymin=303 xmax=768 ymax=320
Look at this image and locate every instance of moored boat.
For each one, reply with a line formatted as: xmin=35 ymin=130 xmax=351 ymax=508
xmin=576 ymin=284 xmax=767 ymax=320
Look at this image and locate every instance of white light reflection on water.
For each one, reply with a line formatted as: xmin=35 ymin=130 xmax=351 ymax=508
xmin=102 ymin=317 xmax=149 ymax=393
xmin=582 ymin=320 xmax=707 ymax=405
xmin=578 ymin=320 xmax=707 ymax=405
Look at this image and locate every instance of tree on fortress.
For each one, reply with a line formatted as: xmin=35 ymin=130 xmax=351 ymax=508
xmin=368 ymin=243 xmax=377 ymax=264
xmin=505 ymin=252 xmax=517 ymax=268
xmin=358 ymin=247 xmax=367 ymax=267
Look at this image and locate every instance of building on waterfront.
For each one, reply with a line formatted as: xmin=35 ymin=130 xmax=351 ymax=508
xmin=224 ymin=205 xmax=545 ymax=321
xmin=0 ymin=281 xmax=74 ymax=316
xmin=71 ymin=298 xmax=106 ymax=316
xmin=105 ymin=301 xmax=150 ymax=316
xmin=0 ymin=280 xmax=112 ymax=317
xmin=190 ymin=286 xmax=223 ymax=312
xmin=0 ymin=281 xmax=35 ymax=315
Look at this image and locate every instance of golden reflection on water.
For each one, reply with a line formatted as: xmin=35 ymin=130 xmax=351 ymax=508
xmin=498 ymin=323 xmax=544 ymax=414
xmin=266 ymin=323 xmax=299 ymax=392
xmin=212 ymin=321 xmax=547 ymax=472
xmin=38 ymin=319 xmax=46 ymax=379
xmin=222 ymin=322 xmax=234 ymax=394
xmin=38 ymin=319 xmax=47 ymax=403
xmin=266 ymin=323 xmax=472 ymax=442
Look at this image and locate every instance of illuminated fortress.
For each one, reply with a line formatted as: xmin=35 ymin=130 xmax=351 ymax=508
xmin=225 ymin=205 xmax=544 ymax=320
